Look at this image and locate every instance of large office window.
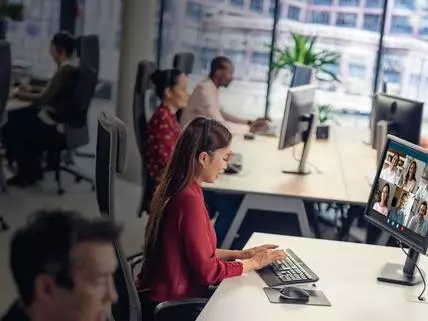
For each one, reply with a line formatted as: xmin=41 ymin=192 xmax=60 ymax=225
xmin=306 ymin=10 xmax=330 ymax=24
xmin=158 ymin=0 xmax=276 ymax=118
xmin=250 ymin=0 xmax=264 ymax=13
xmin=390 ymin=15 xmax=413 ymax=34
xmin=339 ymin=0 xmax=359 ymax=6
xmin=336 ymin=13 xmax=357 ymax=27
xmin=363 ymin=14 xmax=381 ymax=31
xmin=287 ymin=5 xmax=301 ymax=21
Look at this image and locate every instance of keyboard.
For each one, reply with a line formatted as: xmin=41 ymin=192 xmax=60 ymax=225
xmin=257 ymin=249 xmax=319 ymax=287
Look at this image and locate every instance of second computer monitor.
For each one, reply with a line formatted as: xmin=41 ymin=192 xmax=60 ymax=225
xmin=290 ymin=64 xmax=313 ymax=88
xmin=371 ymin=94 xmax=423 ymax=148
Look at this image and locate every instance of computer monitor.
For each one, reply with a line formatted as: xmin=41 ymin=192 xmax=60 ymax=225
xmin=365 ymin=135 xmax=428 ymax=286
xmin=370 ymin=94 xmax=423 ymax=149
xmin=278 ymin=84 xmax=317 ymax=175
xmin=290 ymin=64 xmax=313 ymax=88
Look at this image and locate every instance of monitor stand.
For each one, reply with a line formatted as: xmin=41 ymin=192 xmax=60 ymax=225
xmin=378 ymin=248 xmax=424 ymax=286
xmin=282 ymin=113 xmax=317 ymax=176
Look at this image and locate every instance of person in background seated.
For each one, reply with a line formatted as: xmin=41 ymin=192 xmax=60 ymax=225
xmin=372 ymin=183 xmax=390 ymax=216
xmin=180 ymin=56 xmax=269 ymax=134
xmin=402 ymin=160 xmax=417 ymax=193
xmin=143 ymin=69 xmax=188 ymax=212
xmin=380 ymin=152 xmax=400 ymax=184
xmin=1 ymin=209 xmax=121 ymax=321
xmin=408 ymin=201 xmax=428 ymax=235
xmin=137 ymin=118 xmax=285 ymax=319
xmin=415 ymin=182 xmax=428 ymax=201
xmin=388 ymin=193 xmax=408 ymax=225
xmin=4 ymin=31 xmax=79 ymax=186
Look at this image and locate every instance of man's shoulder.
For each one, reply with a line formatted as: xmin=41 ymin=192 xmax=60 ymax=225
xmin=1 ymin=301 xmax=29 ymax=321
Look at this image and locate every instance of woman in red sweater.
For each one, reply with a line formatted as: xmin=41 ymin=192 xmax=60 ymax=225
xmin=137 ymin=117 xmax=286 ymax=317
xmin=143 ymin=69 xmax=188 ymax=212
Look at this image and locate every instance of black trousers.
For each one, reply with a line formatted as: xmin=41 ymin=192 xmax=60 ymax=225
xmin=3 ymin=107 xmax=63 ymax=180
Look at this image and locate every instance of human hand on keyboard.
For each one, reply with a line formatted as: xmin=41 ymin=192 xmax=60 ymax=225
xmin=242 ymin=248 xmax=287 ymax=273
xmin=239 ymin=244 xmax=279 ymax=260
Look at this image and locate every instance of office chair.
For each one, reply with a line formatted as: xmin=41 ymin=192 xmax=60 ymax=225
xmin=133 ymin=60 xmax=157 ymax=218
xmin=0 ymin=41 xmax=11 ymax=232
xmin=73 ymin=35 xmax=99 ymax=160
xmin=47 ymin=55 xmax=97 ymax=195
xmin=94 ymin=112 xmax=208 ymax=321
xmin=173 ymin=52 xmax=195 ymax=76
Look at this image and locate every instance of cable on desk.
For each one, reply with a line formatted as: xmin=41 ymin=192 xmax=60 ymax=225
xmin=397 ymin=241 xmax=426 ymax=301
xmin=292 ymin=143 xmax=322 ymax=174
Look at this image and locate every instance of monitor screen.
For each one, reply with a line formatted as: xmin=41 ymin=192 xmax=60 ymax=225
xmin=366 ymin=136 xmax=428 ymax=254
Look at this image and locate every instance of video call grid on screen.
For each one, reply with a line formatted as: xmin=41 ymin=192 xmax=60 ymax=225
xmin=369 ymin=140 xmax=428 ymax=249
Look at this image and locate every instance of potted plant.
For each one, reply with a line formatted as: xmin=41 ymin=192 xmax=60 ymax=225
xmin=0 ymin=1 xmax=24 ymax=39
xmin=270 ymin=32 xmax=341 ymax=83
xmin=316 ymin=104 xmax=333 ymax=140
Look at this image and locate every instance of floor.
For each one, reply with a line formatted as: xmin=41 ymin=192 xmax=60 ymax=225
xmin=0 ymin=99 xmax=148 ymax=312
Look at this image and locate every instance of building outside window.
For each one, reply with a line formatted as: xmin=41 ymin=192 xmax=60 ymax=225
xmin=287 ymin=5 xmax=301 ymax=21
xmin=339 ymin=0 xmax=359 ymax=6
xmin=306 ymin=10 xmax=330 ymax=24
xmin=390 ymin=15 xmax=413 ymax=34
xmin=336 ymin=13 xmax=357 ymax=27
xmin=230 ymin=0 xmax=245 ymax=7
xmin=363 ymin=14 xmax=381 ymax=31
xmin=250 ymin=0 xmax=264 ymax=13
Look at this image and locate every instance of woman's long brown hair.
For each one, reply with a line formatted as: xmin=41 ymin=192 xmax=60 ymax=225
xmin=142 ymin=117 xmax=232 ymax=273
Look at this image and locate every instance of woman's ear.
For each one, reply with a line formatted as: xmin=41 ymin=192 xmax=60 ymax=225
xmin=164 ymin=87 xmax=173 ymax=99
xmin=198 ymin=151 xmax=209 ymax=168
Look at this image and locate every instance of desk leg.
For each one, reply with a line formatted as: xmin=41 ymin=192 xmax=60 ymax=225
xmin=220 ymin=194 xmax=312 ymax=249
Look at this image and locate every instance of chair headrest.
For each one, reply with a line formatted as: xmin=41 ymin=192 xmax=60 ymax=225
xmin=98 ymin=112 xmax=128 ymax=174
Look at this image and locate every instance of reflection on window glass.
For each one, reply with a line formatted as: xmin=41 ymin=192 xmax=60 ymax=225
xmin=336 ymin=13 xmax=357 ymax=27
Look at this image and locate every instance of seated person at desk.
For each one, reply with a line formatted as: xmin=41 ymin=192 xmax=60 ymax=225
xmin=380 ymin=152 xmax=400 ymax=184
xmin=415 ymin=182 xmax=428 ymax=200
xmin=180 ymin=56 xmax=269 ymax=134
xmin=145 ymin=69 xmax=188 ymax=184
xmin=136 ymin=118 xmax=285 ymax=318
xmin=1 ymin=209 xmax=121 ymax=321
xmin=388 ymin=193 xmax=408 ymax=225
xmin=407 ymin=201 xmax=428 ymax=235
xmin=372 ymin=183 xmax=390 ymax=216
xmin=4 ymin=31 xmax=78 ymax=186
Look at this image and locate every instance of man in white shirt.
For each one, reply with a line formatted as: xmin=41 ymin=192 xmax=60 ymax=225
xmin=181 ymin=56 xmax=269 ymax=134
xmin=415 ymin=183 xmax=428 ymax=201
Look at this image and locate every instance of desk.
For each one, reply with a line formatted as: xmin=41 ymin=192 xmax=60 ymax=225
xmin=197 ymin=233 xmax=428 ymax=321
xmin=6 ymin=99 xmax=31 ymax=112
xmin=204 ymin=125 xmax=378 ymax=248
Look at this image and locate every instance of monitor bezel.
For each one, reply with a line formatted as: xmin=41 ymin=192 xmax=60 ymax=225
xmin=364 ymin=135 xmax=428 ymax=255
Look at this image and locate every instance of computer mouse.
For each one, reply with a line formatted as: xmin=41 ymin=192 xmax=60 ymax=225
xmin=279 ymin=286 xmax=310 ymax=301
xmin=224 ymin=164 xmax=240 ymax=175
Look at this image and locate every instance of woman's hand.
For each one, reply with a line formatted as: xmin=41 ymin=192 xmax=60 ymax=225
xmin=238 ymin=244 xmax=279 ymax=260
xmin=241 ymin=248 xmax=287 ymax=273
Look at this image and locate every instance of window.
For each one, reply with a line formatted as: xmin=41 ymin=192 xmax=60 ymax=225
xmin=419 ymin=17 xmax=428 ymax=35
xmin=363 ymin=14 xmax=381 ymax=31
xmin=336 ymin=13 xmax=357 ymax=27
xmin=252 ymin=52 xmax=270 ymax=65
xmin=339 ymin=0 xmax=359 ymax=6
xmin=186 ymin=1 xmax=203 ymax=22
xmin=394 ymin=0 xmax=415 ymax=9
xmin=230 ymin=0 xmax=244 ymax=7
xmin=269 ymin=0 xmax=276 ymax=17
xmin=384 ymin=69 xmax=401 ymax=84
xmin=306 ymin=10 xmax=330 ymax=25
xmin=365 ymin=0 xmax=383 ymax=8
xmin=250 ymin=0 xmax=264 ymax=13
xmin=287 ymin=5 xmax=301 ymax=21
xmin=390 ymin=15 xmax=413 ymax=34
xmin=200 ymin=48 xmax=218 ymax=71
xmin=308 ymin=0 xmax=332 ymax=4
xmin=348 ymin=63 xmax=366 ymax=78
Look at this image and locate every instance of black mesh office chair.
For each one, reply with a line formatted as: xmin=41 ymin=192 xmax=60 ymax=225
xmin=133 ymin=60 xmax=157 ymax=218
xmin=95 ymin=112 xmax=208 ymax=321
xmin=173 ymin=52 xmax=195 ymax=76
xmin=0 ymin=40 xmax=11 ymax=232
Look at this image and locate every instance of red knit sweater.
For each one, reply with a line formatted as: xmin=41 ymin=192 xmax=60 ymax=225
xmin=136 ymin=181 xmax=243 ymax=302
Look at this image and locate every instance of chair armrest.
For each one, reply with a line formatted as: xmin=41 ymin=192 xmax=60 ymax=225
xmin=154 ymin=298 xmax=209 ymax=321
xmin=127 ymin=251 xmax=144 ymax=262
xmin=126 ymin=251 xmax=144 ymax=278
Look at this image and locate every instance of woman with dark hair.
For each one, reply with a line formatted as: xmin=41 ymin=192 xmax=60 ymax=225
xmin=402 ymin=160 xmax=417 ymax=193
xmin=372 ymin=183 xmax=390 ymax=216
xmin=137 ymin=118 xmax=285 ymax=316
xmin=380 ymin=152 xmax=400 ymax=184
xmin=145 ymin=69 xmax=189 ymax=184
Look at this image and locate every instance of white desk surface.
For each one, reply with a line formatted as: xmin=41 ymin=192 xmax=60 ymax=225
xmin=205 ymin=125 xmax=377 ymax=205
xmin=197 ymin=233 xmax=428 ymax=321
xmin=6 ymin=98 xmax=31 ymax=111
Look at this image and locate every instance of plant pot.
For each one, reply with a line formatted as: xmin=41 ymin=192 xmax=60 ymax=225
xmin=316 ymin=125 xmax=330 ymax=140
